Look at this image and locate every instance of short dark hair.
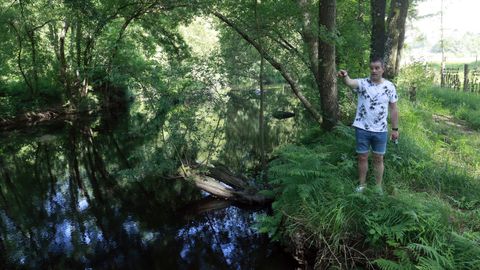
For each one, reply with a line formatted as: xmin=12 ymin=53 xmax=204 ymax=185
xmin=370 ymin=57 xmax=385 ymax=68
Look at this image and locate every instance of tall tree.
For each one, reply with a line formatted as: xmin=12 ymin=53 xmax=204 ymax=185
xmin=370 ymin=0 xmax=387 ymax=60
xmin=384 ymin=0 xmax=410 ymax=78
xmin=318 ymin=0 xmax=338 ymax=129
xmin=370 ymin=0 xmax=410 ymax=78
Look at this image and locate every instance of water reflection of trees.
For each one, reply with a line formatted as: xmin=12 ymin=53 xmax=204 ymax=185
xmin=0 ymin=120 xmax=196 ymax=268
xmin=0 ymin=105 xmax=295 ymax=268
xmin=219 ymin=87 xmax=300 ymax=175
xmin=176 ymin=206 xmax=288 ymax=270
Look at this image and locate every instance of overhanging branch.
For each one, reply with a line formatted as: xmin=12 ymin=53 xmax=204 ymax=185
xmin=213 ymin=11 xmax=323 ymax=124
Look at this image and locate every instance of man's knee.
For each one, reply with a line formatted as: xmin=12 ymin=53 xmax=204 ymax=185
xmin=373 ymin=154 xmax=384 ymax=165
xmin=358 ymin=153 xmax=369 ymax=162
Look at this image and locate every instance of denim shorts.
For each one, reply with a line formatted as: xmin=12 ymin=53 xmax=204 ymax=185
xmin=355 ymin=127 xmax=388 ymax=155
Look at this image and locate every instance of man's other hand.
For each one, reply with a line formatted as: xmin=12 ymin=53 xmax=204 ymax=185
xmin=390 ymin=130 xmax=399 ymax=141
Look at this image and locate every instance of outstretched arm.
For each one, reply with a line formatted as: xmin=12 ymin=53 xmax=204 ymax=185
xmin=337 ymin=70 xmax=359 ymax=89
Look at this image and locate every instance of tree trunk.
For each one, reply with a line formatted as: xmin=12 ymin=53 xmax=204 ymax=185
xmin=394 ymin=0 xmax=409 ymax=74
xmin=298 ymin=0 xmax=319 ymax=78
xmin=259 ymin=55 xmax=267 ymax=181
xmin=75 ymin=19 xmax=89 ymax=97
xmin=59 ymin=21 xmax=72 ymax=102
xmin=205 ymin=165 xmax=248 ymax=190
xmin=384 ymin=0 xmax=409 ymax=79
xmin=318 ymin=0 xmax=338 ymax=130
xmin=75 ymin=20 xmax=82 ymax=71
xmin=255 ymin=0 xmax=267 ymax=181
xmin=184 ymin=165 xmax=272 ymax=205
xmin=27 ymin=30 xmax=39 ymax=96
xmin=370 ymin=0 xmax=387 ymax=60
xmin=298 ymin=0 xmax=339 ymax=130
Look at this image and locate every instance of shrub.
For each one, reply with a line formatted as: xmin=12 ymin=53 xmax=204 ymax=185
xmin=396 ymin=62 xmax=435 ymax=92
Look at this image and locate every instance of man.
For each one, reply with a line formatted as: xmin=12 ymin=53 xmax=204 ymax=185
xmin=337 ymin=58 xmax=399 ymax=193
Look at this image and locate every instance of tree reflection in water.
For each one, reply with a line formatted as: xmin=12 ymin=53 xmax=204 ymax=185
xmin=0 ymin=88 xmax=298 ymax=269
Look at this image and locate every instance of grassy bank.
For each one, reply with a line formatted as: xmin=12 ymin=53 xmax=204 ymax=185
xmin=259 ymin=87 xmax=480 ymax=269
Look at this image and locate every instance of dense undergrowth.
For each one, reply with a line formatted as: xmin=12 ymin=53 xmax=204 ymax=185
xmin=259 ymin=87 xmax=480 ymax=269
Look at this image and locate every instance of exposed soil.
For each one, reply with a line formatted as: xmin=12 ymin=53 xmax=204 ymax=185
xmin=432 ymin=114 xmax=474 ymax=134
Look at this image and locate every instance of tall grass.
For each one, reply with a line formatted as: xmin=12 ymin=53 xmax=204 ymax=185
xmin=258 ymin=88 xmax=480 ymax=269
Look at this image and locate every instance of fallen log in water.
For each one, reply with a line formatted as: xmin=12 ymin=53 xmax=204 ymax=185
xmin=190 ymin=174 xmax=235 ymax=199
xmin=205 ymin=164 xmax=248 ymax=190
xmin=180 ymin=163 xmax=273 ymax=205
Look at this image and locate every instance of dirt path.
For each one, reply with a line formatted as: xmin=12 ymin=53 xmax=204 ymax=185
xmin=432 ymin=114 xmax=475 ymax=135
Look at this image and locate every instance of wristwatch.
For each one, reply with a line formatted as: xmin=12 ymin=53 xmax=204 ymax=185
xmin=392 ymin=128 xmax=399 ymax=131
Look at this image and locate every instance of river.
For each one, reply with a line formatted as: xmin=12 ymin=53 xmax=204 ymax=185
xmin=0 ymin=86 xmax=301 ymax=269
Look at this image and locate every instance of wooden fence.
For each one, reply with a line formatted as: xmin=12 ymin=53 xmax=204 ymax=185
xmin=441 ymin=64 xmax=480 ymax=92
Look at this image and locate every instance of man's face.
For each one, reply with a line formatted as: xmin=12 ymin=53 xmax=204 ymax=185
xmin=370 ymin=61 xmax=384 ymax=81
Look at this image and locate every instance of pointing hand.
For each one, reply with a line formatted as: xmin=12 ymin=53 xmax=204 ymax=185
xmin=337 ymin=70 xmax=348 ymax=77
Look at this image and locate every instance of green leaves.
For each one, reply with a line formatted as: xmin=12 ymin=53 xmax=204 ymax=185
xmin=375 ymin=258 xmax=409 ymax=270
xmin=396 ymin=62 xmax=435 ymax=91
xmin=408 ymin=243 xmax=454 ymax=269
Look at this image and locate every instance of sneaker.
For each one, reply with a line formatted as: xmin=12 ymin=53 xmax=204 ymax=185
xmin=355 ymin=185 xmax=366 ymax=193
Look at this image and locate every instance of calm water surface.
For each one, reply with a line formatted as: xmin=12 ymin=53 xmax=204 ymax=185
xmin=0 ymin=89 xmax=299 ymax=269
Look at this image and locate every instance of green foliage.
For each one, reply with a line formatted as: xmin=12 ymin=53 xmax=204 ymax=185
xmin=0 ymin=96 xmax=16 ymax=118
xmin=0 ymin=82 xmax=64 ymax=118
xmin=374 ymin=259 xmax=409 ymax=270
xmin=0 ymin=0 xmax=198 ymax=115
xmin=1 ymin=0 xmax=375 ymax=127
xmin=259 ymin=88 xmax=480 ymax=268
xmin=337 ymin=0 xmax=371 ymax=77
xmin=396 ymin=62 xmax=435 ymax=91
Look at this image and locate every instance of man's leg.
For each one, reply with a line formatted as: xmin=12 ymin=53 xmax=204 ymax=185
xmin=355 ymin=128 xmax=370 ymax=188
xmin=371 ymin=131 xmax=388 ymax=187
xmin=372 ymin=153 xmax=384 ymax=186
xmin=358 ymin=153 xmax=369 ymax=186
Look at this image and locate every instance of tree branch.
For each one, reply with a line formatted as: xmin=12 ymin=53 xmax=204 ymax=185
xmin=213 ymin=11 xmax=323 ymax=124
xmin=7 ymin=21 xmax=34 ymax=94
xmin=264 ymin=31 xmax=311 ymax=68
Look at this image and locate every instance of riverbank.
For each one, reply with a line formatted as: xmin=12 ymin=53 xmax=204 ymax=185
xmin=260 ymin=87 xmax=480 ymax=269
xmin=0 ymin=107 xmax=83 ymax=131
xmin=0 ymin=87 xmax=128 ymax=131
xmin=0 ymin=105 xmax=119 ymax=131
